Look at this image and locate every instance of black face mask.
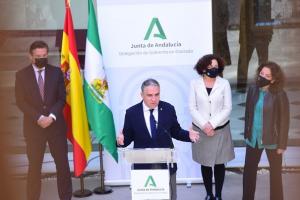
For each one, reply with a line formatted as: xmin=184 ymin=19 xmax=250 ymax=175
xmin=35 ymin=57 xmax=48 ymax=68
xmin=257 ymin=75 xmax=271 ymax=87
xmin=205 ymin=68 xmax=219 ymax=78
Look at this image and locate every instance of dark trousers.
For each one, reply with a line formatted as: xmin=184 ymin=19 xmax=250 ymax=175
xmin=26 ymin=132 xmax=72 ymax=200
xmin=242 ymin=145 xmax=283 ymax=200
xmin=214 ymin=32 xmax=231 ymax=65
xmin=237 ymin=41 xmax=269 ymax=89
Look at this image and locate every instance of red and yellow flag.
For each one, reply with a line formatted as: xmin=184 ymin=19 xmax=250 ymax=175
xmin=60 ymin=0 xmax=91 ymax=177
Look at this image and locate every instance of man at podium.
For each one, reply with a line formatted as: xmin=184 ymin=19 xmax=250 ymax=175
xmin=117 ymin=78 xmax=199 ymax=200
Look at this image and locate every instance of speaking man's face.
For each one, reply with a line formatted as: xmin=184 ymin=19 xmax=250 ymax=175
xmin=141 ymin=85 xmax=160 ymax=109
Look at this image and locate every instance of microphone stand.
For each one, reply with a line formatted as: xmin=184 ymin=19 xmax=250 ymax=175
xmin=160 ymin=125 xmax=174 ymax=168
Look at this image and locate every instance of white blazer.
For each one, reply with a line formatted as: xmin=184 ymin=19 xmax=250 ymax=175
xmin=189 ymin=76 xmax=232 ymax=129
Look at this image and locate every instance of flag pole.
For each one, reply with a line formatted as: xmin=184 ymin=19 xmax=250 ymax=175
xmin=93 ymin=143 xmax=113 ymax=194
xmin=73 ymin=174 xmax=93 ymax=197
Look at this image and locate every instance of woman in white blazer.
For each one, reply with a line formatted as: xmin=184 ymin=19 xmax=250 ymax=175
xmin=189 ymin=54 xmax=235 ymax=200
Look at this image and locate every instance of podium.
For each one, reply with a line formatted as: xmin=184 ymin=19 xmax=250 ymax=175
xmin=121 ymin=148 xmax=176 ymax=200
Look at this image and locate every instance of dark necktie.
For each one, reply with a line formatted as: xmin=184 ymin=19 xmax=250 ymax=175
xmin=37 ymin=70 xmax=44 ymax=100
xmin=149 ymin=109 xmax=157 ymax=138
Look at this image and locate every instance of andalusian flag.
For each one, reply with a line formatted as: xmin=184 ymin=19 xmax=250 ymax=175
xmin=60 ymin=0 xmax=92 ymax=176
xmin=83 ymin=0 xmax=118 ymax=162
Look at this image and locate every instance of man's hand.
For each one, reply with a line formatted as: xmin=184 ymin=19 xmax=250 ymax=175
xmin=277 ymin=148 xmax=285 ymax=155
xmin=37 ymin=116 xmax=54 ymax=128
xmin=189 ymin=127 xmax=200 ymax=143
xmin=37 ymin=115 xmax=47 ymax=128
xmin=117 ymin=130 xmax=125 ymax=146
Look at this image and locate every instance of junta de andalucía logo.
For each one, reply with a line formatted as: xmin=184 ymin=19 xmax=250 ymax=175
xmin=144 ymin=175 xmax=157 ymax=187
xmin=144 ymin=17 xmax=167 ymax=40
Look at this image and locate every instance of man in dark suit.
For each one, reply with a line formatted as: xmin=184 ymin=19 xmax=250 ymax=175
xmin=237 ymin=0 xmax=273 ymax=89
xmin=15 ymin=40 xmax=72 ymax=200
xmin=117 ymin=78 xmax=199 ymax=200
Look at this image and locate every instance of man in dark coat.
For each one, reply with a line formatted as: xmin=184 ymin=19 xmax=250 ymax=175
xmin=15 ymin=40 xmax=72 ymax=200
xmin=237 ymin=0 xmax=273 ymax=89
xmin=117 ymin=78 xmax=199 ymax=200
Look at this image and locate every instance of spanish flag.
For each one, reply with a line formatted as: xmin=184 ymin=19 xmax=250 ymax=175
xmin=60 ymin=0 xmax=91 ymax=177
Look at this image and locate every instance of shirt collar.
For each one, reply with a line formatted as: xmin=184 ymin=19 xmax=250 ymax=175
xmin=142 ymin=101 xmax=158 ymax=113
xmin=32 ymin=64 xmax=45 ymax=72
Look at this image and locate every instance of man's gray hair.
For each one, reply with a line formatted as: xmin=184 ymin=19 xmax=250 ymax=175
xmin=141 ymin=78 xmax=160 ymax=92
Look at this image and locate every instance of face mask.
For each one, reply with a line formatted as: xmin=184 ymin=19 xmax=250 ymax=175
xmin=205 ymin=68 xmax=219 ymax=78
xmin=35 ymin=57 xmax=48 ymax=68
xmin=257 ymin=75 xmax=271 ymax=87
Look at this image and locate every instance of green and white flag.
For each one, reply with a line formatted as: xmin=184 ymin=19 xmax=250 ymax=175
xmin=84 ymin=0 xmax=118 ymax=162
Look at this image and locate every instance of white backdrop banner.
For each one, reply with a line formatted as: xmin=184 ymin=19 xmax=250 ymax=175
xmin=96 ymin=0 xmax=212 ymax=183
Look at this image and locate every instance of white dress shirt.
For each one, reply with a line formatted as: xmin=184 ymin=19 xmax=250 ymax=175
xmin=32 ymin=65 xmax=45 ymax=84
xmin=32 ymin=65 xmax=56 ymax=121
xmin=142 ymin=101 xmax=158 ymax=137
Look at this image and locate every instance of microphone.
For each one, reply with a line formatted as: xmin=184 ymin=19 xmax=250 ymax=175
xmin=161 ymin=125 xmax=174 ymax=149
xmin=155 ymin=119 xmax=175 ymax=169
xmin=160 ymin=126 xmax=175 ymax=168
xmin=154 ymin=118 xmax=173 ymax=148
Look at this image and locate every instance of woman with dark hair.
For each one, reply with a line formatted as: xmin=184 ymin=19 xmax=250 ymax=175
xmin=189 ymin=54 xmax=235 ymax=200
xmin=242 ymin=62 xmax=289 ymax=200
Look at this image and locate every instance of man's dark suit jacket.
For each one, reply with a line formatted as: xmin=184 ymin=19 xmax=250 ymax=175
xmin=121 ymin=101 xmax=191 ymax=174
xmin=15 ymin=64 xmax=66 ymax=138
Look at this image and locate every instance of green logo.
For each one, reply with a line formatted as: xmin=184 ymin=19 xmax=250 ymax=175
xmin=144 ymin=18 xmax=167 ymax=40
xmin=144 ymin=175 xmax=157 ymax=187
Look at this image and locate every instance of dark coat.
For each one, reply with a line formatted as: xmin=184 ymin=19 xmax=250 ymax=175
xmin=121 ymin=101 xmax=191 ymax=174
xmin=244 ymin=85 xmax=289 ymax=149
xmin=15 ymin=64 xmax=67 ymax=138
